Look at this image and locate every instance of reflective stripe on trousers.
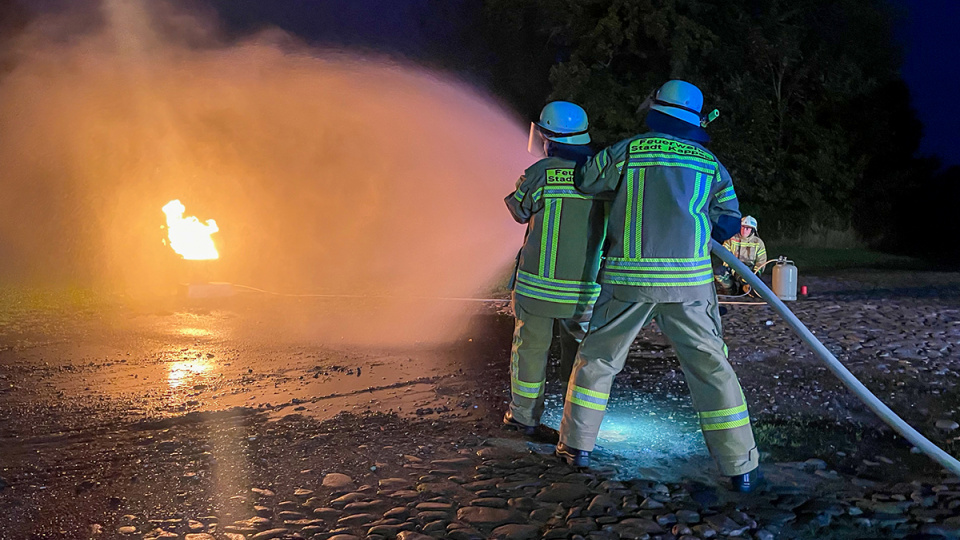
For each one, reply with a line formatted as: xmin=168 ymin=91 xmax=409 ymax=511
xmin=559 ymin=288 xmax=759 ymax=476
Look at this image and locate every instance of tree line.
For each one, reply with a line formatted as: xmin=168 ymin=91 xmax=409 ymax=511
xmin=474 ymin=0 xmax=959 ymax=262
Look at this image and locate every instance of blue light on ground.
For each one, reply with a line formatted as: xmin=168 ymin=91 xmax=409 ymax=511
xmin=539 ymin=381 xmax=708 ymax=464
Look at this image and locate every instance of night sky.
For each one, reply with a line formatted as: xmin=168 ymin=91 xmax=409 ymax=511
xmin=210 ymin=0 xmax=960 ymax=168
xmin=898 ymin=0 xmax=960 ymax=167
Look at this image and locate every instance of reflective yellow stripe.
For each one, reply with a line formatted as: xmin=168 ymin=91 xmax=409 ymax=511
xmin=701 ymin=417 xmax=751 ymax=431
xmin=573 ymin=385 xmax=608 ymax=399
xmin=569 ymin=396 xmax=606 ymax=411
xmin=699 ymin=401 xmax=747 ymax=418
xmin=511 ymin=376 xmax=543 ymax=399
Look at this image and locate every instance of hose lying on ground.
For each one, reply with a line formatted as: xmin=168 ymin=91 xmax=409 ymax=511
xmin=710 ymin=239 xmax=960 ymax=477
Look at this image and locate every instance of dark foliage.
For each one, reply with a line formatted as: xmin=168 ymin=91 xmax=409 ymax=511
xmin=482 ymin=0 xmax=957 ymax=260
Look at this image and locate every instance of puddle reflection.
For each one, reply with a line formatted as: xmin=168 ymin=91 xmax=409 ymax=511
xmin=176 ymin=327 xmax=211 ymax=338
xmin=168 ymin=359 xmax=215 ymax=388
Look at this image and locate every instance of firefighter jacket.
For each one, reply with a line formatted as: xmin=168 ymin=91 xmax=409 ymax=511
xmin=577 ymin=132 xmax=741 ymax=303
xmin=505 ymin=156 xmax=607 ymax=319
xmin=723 ymin=233 xmax=767 ymax=273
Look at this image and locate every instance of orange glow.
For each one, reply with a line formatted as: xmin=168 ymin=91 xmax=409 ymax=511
xmin=168 ymin=359 xmax=213 ymax=388
xmin=162 ymin=200 xmax=219 ymax=260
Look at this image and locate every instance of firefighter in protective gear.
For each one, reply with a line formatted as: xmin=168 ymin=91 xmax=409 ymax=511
xmin=716 ymin=216 xmax=767 ymax=295
xmin=503 ymin=101 xmax=607 ymax=438
xmin=556 ymin=81 xmax=760 ymax=491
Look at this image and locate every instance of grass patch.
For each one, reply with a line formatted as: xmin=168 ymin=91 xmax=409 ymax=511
xmin=762 ymin=244 xmax=925 ymax=273
xmin=0 ymin=286 xmax=116 ymax=330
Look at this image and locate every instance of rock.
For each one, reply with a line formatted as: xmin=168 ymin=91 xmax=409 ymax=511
xmin=755 ymin=530 xmax=775 ymax=540
xmin=936 ymin=419 xmax=960 ymax=431
xmin=470 ymin=498 xmax=508 ymax=508
xmin=323 ymin=473 xmax=354 ymax=488
xmin=413 ymin=510 xmax=446 ymax=523
xmin=184 ymin=535 xmax=215 ymax=540
xmin=417 ymin=481 xmax=460 ymax=495
xmin=251 ymin=488 xmax=275 ymax=498
xmin=922 ymin=522 xmax=960 ymax=537
xmin=327 ymin=536 xmax=361 ymax=540
xmin=249 ymin=530 xmax=289 ymax=540
xmin=336 ymin=513 xmax=378 ymax=527
xmin=384 ymin=507 xmax=411 ymax=520
xmin=692 ymin=524 xmax=717 ymax=538
xmin=566 ymin=517 xmax=598 ymax=534
xmin=379 ymin=478 xmax=412 ymax=491
xmin=462 ymin=479 xmax=500 ymax=491
xmin=397 ymin=532 xmax=435 ymax=540
xmin=293 ymin=488 xmax=314 ymax=498
xmin=344 ymin=500 xmax=386 ymax=512
xmin=277 ymin=510 xmax=304 ymax=520
xmin=508 ymin=497 xmax=538 ymax=511
xmin=390 ymin=490 xmax=421 ymax=500
xmin=639 ymin=497 xmax=665 ymax=510
xmin=223 ymin=534 xmax=246 ymax=540
xmin=491 ymin=523 xmax=541 ymax=539
xmin=117 ymin=526 xmax=138 ymax=536
xmin=144 ymin=530 xmax=179 ymax=540
xmin=529 ymin=507 xmax=556 ymax=522
xmin=423 ymin=520 xmax=448 ymax=533
xmin=704 ymin=514 xmax=743 ymax=535
xmin=656 ymin=513 xmax=677 ymax=526
xmin=432 ymin=457 xmax=473 ymax=466
xmin=536 ymin=483 xmax=591 ymax=503
xmin=585 ymin=494 xmax=617 ymax=516
xmin=616 ymin=518 xmax=664 ymax=534
xmin=448 ymin=527 xmax=484 ymax=540
xmin=416 ymin=501 xmax=454 ymax=511
xmin=676 ymin=509 xmax=700 ymax=524
xmin=457 ymin=506 xmax=522 ymax=527
xmin=331 ymin=492 xmax=370 ymax=507
xmin=313 ymin=507 xmax=342 ymax=521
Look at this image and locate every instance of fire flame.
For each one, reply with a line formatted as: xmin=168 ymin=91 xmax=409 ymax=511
xmin=162 ymin=200 xmax=219 ymax=260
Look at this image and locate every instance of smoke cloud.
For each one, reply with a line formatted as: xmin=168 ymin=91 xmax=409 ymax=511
xmin=0 ymin=0 xmax=530 ymax=344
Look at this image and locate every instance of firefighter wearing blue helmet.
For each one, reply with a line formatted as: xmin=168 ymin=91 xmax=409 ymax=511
xmin=503 ymin=101 xmax=608 ymax=441
xmin=555 ymin=81 xmax=761 ymax=492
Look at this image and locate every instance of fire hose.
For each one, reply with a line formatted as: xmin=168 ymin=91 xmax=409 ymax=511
xmin=710 ymin=240 xmax=960 ymax=477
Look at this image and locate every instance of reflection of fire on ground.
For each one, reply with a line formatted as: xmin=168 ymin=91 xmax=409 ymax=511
xmin=167 ymin=358 xmax=214 ymax=388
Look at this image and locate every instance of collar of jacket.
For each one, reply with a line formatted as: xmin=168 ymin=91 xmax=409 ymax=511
xmin=644 ymin=110 xmax=710 ymax=143
xmin=545 ymin=141 xmax=594 ymax=166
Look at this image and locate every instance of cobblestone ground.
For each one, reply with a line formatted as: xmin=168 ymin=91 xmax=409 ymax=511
xmin=1 ymin=270 xmax=959 ymax=539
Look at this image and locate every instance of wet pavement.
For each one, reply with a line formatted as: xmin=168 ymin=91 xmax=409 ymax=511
xmin=1 ymin=271 xmax=960 ymax=539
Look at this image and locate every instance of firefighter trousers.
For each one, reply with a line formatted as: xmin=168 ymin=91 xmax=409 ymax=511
xmin=509 ymin=303 xmax=589 ymax=426
xmin=558 ymin=291 xmax=759 ymax=476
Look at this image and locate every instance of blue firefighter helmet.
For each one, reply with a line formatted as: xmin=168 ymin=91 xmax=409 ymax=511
xmin=651 ymin=80 xmax=704 ymax=127
xmin=536 ymin=101 xmax=590 ymax=145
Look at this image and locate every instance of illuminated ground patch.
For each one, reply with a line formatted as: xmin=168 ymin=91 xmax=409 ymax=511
xmin=540 ymin=381 xmax=708 ymax=466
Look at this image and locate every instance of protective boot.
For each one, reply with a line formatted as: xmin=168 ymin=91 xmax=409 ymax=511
xmin=502 ymin=411 xmax=560 ymax=444
xmin=730 ymin=468 xmax=763 ymax=493
xmin=555 ymin=442 xmax=590 ymax=467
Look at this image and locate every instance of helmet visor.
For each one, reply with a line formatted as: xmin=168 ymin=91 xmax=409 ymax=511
xmin=527 ymin=122 xmax=548 ymax=158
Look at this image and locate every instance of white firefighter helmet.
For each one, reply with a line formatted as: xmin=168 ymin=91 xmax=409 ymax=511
xmin=528 ymin=101 xmax=590 ymax=156
xmin=741 ymin=215 xmax=758 ymax=230
xmin=651 ymin=80 xmax=704 ymax=127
